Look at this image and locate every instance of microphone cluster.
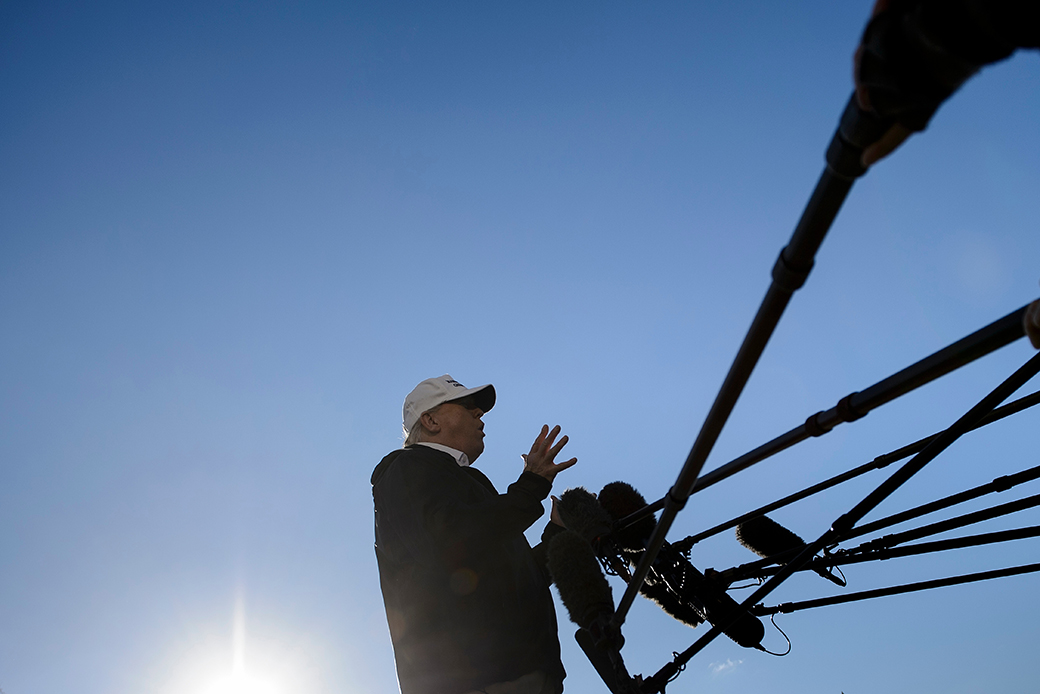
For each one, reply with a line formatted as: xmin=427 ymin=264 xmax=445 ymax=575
xmin=548 ymin=482 xmax=766 ymax=653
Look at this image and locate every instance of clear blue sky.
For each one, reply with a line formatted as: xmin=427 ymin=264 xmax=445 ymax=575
xmin=2 ymin=2 xmax=1038 ymax=693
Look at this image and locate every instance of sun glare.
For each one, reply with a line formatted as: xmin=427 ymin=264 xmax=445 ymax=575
xmin=201 ymin=670 xmax=281 ymax=694
xmin=198 ymin=592 xmax=281 ymax=694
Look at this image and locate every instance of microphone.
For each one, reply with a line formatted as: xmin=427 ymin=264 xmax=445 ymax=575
xmin=594 ymin=482 xmax=704 ymax=627
xmin=556 ymin=487 xmax=613 ymax=547
xmin=593 ymin=481 xmax=765 ymax=649
xmin=547 ymin=529 xmax=615 ymax=632
xmin=736 ymin=515 xmax=845 ymax=586
xmin=598 ymin=481 xmax=657 ymax=551
xmin=646 ymin=543 xmax=764 ymax=648
xmin=547 ymin=530 xmax=637 ymax=694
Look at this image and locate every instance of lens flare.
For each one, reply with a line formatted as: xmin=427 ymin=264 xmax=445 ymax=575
xmin=201 ymin=670 xmax=280 ymax=694
xmin=198 ymin=591 xmax=280 ymax=694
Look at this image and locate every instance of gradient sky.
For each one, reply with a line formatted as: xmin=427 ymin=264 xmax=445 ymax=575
xmin=2 ymin=2 xmax=1038 ymax=693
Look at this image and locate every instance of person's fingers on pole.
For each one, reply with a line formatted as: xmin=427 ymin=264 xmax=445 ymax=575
xmin=862 ymin=123 xmax=912 ymax=167
xmin=1025 ymin=298 xmax=1040 ymax=349
xmin=854 ymin=0 xmax=888 ymax=110
xmin=854 ymin=45 xmax=872 ymax=112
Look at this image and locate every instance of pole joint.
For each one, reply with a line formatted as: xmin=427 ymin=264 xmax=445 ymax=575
xmin=771 ymin=247 xmax=813 ymax=292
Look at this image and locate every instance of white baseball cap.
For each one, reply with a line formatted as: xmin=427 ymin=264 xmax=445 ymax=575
xmin=402 ymin=374 xmax=496 ymax=436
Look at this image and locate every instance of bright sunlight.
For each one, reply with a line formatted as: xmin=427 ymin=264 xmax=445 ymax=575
xmin=201 ymin=670 xmax=280 ymax=694
xmin=199 ymin=593 xmax=282 ymax=694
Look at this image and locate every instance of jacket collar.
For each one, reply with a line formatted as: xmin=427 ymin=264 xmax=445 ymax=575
xmin=414 ymin=442 xmax=470 ymax=467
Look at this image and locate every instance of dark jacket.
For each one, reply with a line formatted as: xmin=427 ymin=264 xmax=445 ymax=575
xmin=372 ymin=445 xmax=565 ymax=694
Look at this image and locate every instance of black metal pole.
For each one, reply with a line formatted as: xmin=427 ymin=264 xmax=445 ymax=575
xmin=640 ymin=555 xmax=1040 ymax=693
xmin=674 ymin=389 xmax=1040 ymax=550
xmin=751 ymin=562 xmax=1040 ymax=617
xmin=717 ymin=464 xmax=1040 ymax=584
xmin=749 ymin=525 xmax=1040 ymax=581
xmin=613 ymin=94 xmax=893 ymax=626
xmin=656 ymin=351 xmax=1040 ymax=663
xmin=836 ymin=353 xmax=1040 ymax=537
xmin=852 ymin=492 xmax=1040 ymax=553
xmin=613 ymin=318 xmax=1033 ymax=541
xmin=842 ymin=463 xmax=1040 ymax=544
xmin=814 ymin=525 xmax=1040 ymax=570
xmin=692 ymin=305 xmax=1030 ymax=494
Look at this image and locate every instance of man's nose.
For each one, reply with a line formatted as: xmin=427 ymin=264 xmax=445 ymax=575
xmin=472 ymin=408 xmax=484 ymax=418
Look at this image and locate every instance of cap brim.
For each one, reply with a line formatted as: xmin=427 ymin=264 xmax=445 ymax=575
xmin=448 ymin=383 xmax=496 ymax=413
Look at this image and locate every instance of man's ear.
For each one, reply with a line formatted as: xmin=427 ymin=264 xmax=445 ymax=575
xmin=420 ymin=410 xmax=441 ymax=435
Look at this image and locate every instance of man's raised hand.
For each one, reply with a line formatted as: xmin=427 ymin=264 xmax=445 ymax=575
xmin=523 ymin=424 xmax=577 ymax=482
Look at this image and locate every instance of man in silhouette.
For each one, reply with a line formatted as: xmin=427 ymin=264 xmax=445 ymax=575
xmin=372 ymin=375 xmax=576 ymax=694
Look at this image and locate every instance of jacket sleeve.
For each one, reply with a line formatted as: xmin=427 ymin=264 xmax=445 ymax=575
xmin=378 ymin=452 xmax=551 ymax=567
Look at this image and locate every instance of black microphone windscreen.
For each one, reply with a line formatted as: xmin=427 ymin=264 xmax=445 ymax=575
xmin=736 ymin=515 xmax=806 ymax=559
xmin=557 ymin=487 xmax=613 ymax=545
xmin=639 ymin=575 xmax=704 ymax=629
xmin=547 ymin=530 xmax=614 ymax=630
xmin=598 ymin=481 xmax=656 ymax=550
xmin=736 ymin=515 xmax=847 ymax=586
xmin=654 ymin=544 xmax=764 ymax=649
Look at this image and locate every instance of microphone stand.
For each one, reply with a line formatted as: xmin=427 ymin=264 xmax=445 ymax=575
xmin=614 ymin=316 xmax=1035 ymax=538
xmin=613 ymin=93 xmax=894 ymax=629
xmin=799 ymin=525 xmax=1040 ymax=573
xmin=735 ymin=514 xmax=1040 ymax=584
xmin=641 ymin=351 xmax=1040 ymax=685
xmin=751 ymin=562 xmax=1040 ymax=618
xmin=675 ymin=388 xmax=1040 ymax=550
xmin=714 ymin=459 xmax=1040 ymax=584
xmin=692 ymin=305 xmax=1030 ymax=495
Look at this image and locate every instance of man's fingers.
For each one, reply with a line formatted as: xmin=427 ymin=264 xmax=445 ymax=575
xmin=553 ymin=457 xmax=578 ymax=474
xmin=530 ymin=425 xmax=564 ymax=456
xmin=526 ymin=425 xmax=574 ymax=479
xmin=548 ymin=434 xmax=569 ymax=459
xmin=528 ymin=424 xmax=550 ymax=455
xmin=854 ymin=46 xmax=872 ymax=111
xmin=543 ymin=425 xmax=562 ymax=450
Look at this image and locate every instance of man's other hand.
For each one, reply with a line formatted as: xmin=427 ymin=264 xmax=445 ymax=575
xmin=523 ymin=425 xmax=577 ymax=482
xmin=550 ymin=496 xmax=566 ymax=527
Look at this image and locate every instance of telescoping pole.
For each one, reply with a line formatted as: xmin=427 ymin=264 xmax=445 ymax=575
xmin=613 ymin=319 xmax=1037 ymax=539
xmin=612 ymin=94 xmax=893 ymax=627
xmin=670 ymin=350 xmax=1040 ymax=663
